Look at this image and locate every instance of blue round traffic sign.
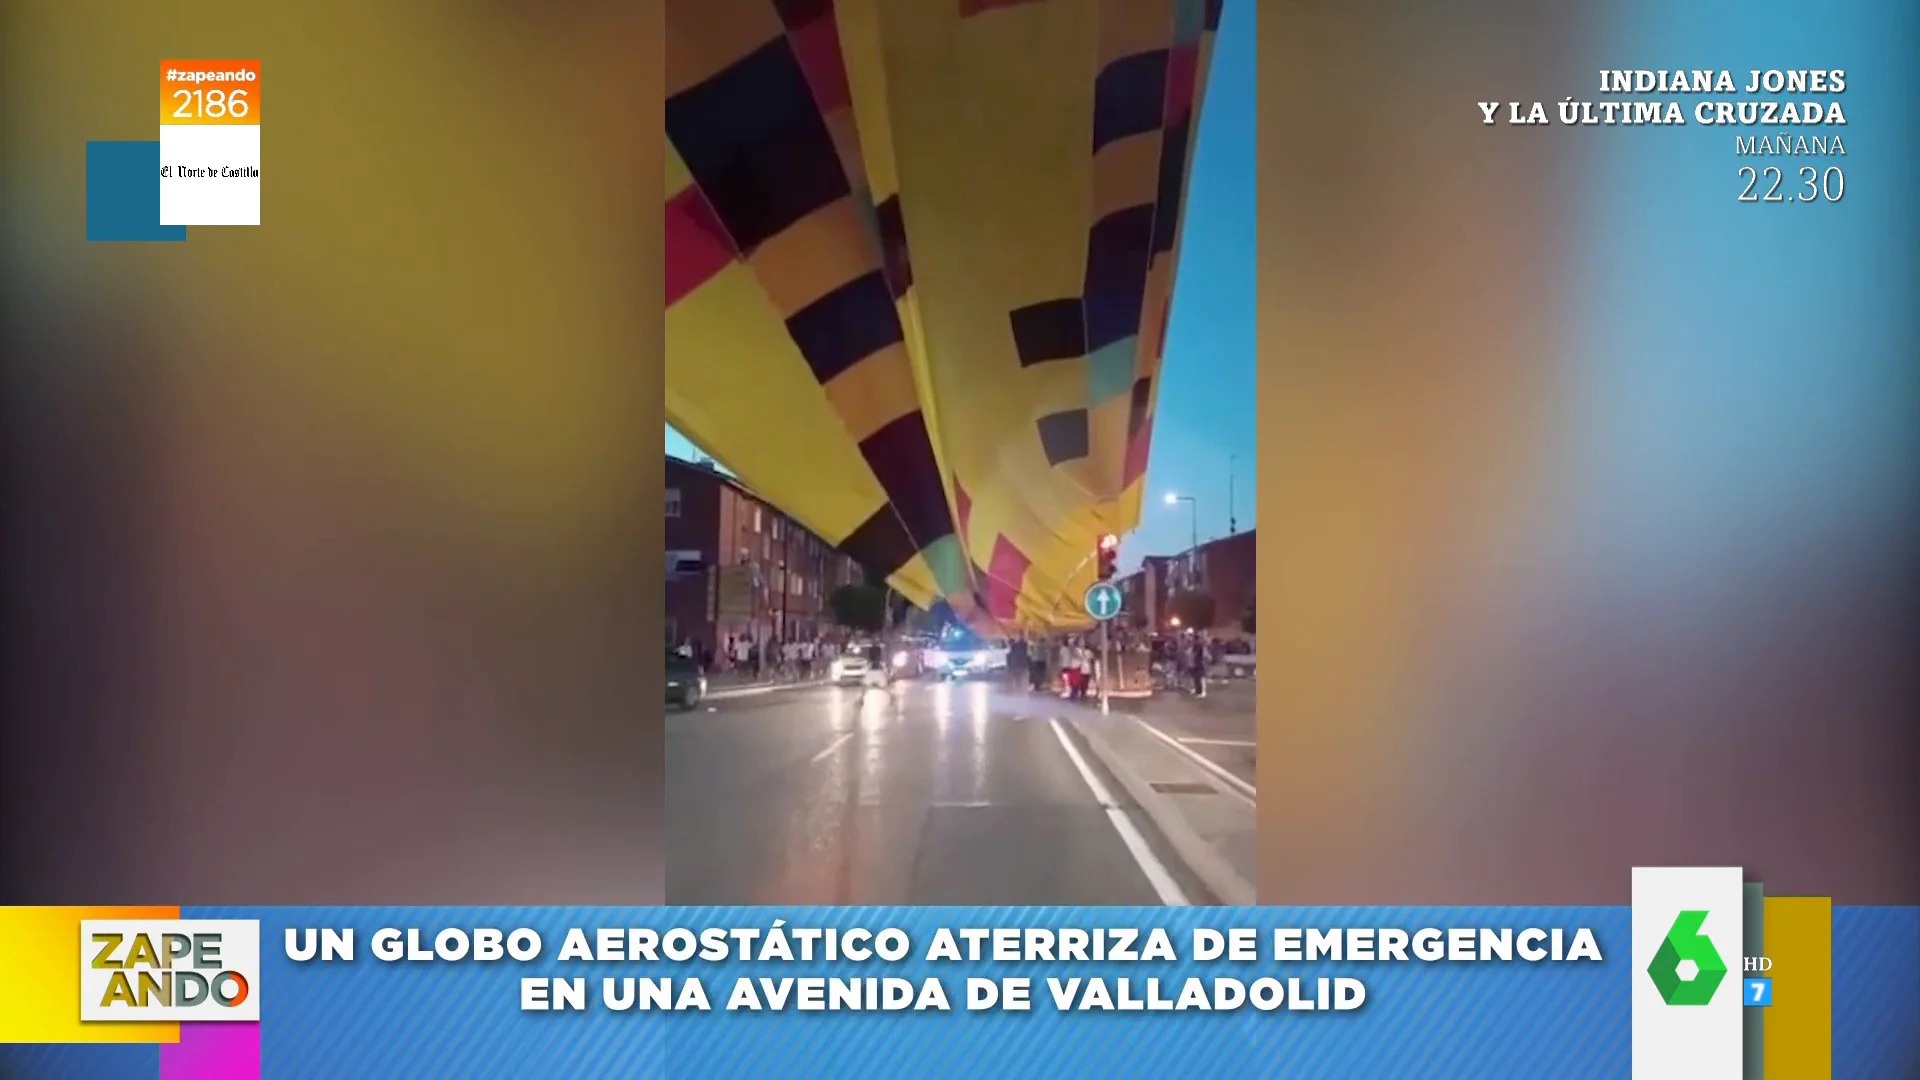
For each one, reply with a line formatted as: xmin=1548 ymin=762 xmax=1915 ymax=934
xmin=1084 ymin=581 xmax=1124 ymax=621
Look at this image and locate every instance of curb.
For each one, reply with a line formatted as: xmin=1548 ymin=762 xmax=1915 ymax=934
xmin=1067 ymin=715 xmax=1256 ymax=906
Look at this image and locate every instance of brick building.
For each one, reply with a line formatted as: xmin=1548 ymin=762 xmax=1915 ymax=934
xmin=1121 ymin=529 xmax=1255 ymax=634
xmin=1118 ymin=554 xmax=1175 ymax=632
xmin=664 ymin=455 xmax=864 ymax=654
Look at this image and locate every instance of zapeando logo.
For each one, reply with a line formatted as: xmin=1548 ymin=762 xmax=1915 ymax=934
xmin=80 ymin=919 xmax=261 ymax=1022
xmin=1646 ymin=910 xmax=1728 ymax=1005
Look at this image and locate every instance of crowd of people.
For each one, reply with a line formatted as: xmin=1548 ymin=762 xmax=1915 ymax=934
xmin=673 ymin=626 xmax=1246 ymax=698
xmin=672 ymin=633 xmax=846 ymax=682
xmin=1009 ymin=638 xmax=1101 ymax=699
xmin=1008 ymin=630 xmax=1227 ymax=700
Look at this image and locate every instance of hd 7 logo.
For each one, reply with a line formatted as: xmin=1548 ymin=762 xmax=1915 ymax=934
xmin=80 ymin=919 xmax=261 ymax=1022
xmin=1646 ymin=910 xmax=1728 ymax=1006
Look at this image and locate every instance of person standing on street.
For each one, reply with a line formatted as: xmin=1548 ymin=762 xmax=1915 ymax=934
xmin=862 ymin=639 xmax=890 ymax=693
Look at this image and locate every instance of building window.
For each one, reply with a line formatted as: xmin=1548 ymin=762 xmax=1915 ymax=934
xmin=664 ymin=488 xmax=681 ymax=517
xmin=753 ymin=506 xmax=762 ymax=533
xmin=771 ymin=517 xmax=782 ymax=540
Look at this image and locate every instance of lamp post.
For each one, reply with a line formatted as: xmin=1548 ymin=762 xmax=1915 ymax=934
xmin=1164 ymin=492 xmax=1199 ymax=551
xmin=1165 ymin=491 xmax=1201 ymax=591
xmin=1159 ymin=490 xmax=1205 ymax=591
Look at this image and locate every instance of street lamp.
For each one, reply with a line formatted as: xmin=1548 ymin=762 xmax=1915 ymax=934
xmin=1165 ymin=492 xmax=1201 ymax=591
xmin=1164 ymin=492 xmax=1199 ymax=551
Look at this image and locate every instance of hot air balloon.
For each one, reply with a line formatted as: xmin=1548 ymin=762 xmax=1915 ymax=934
xmin=666 ymin=0 xmax=1225 ymax=631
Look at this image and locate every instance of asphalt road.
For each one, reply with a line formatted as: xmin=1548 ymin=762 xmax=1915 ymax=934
xmin=1126 ymin=681 xmax=1257 ymax=792
xmin=666 ymin=678 xmax=1201 ymax=905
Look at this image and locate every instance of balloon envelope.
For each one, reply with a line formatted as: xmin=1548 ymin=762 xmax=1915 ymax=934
xmin=666 ymin=0 xmax=1225 ymax=630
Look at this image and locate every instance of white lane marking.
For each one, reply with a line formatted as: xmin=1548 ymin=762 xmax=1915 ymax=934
xmin=1178 ymin=736 xmax=1256 ymax=748
xmin=807 ymin=731 xmax=855 ymax=764
xmin=1047 ymin=718 xmax=1191 ymax=906
xmin=1137 ymin=719 xmax=1258 ymax=804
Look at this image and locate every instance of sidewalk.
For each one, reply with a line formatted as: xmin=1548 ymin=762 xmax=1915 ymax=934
xmin=1054 ymin=695 xmax=1256 ymax=905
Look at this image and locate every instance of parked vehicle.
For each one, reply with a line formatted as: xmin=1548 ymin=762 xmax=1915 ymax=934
xmin=666 ymin=651 xmax=707 ymax=710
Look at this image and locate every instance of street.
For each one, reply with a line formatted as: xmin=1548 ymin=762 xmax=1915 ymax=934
xmin=666 ymin=679 xmax=1208 ymax=905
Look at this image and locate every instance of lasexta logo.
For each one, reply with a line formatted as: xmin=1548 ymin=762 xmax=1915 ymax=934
xmin=1646 ymin=910 xmax=1727 ymax=1005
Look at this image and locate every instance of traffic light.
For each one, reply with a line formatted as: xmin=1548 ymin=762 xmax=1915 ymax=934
xmin=1096 ymin=533 xmax=1119 ymax=581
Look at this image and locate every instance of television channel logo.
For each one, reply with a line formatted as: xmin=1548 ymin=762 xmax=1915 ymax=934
xmin=1631 ymin=867 xmax=1743 ymax=1079
xmin=1647 ymin=909 xmax=1730 ymax=1005
xmin=81 ymin=919 xmax=261 ymax=1022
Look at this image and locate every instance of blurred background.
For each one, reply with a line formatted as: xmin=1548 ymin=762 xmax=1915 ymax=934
xmin=1 ymin=1 xmax=666 ymax=903
xmin=1256 ymin=0 xmax=1918 ymax=903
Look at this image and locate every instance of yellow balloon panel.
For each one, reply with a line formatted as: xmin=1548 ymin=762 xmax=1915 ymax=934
xmin=666 ymin=0 xmax=1224 ymax=630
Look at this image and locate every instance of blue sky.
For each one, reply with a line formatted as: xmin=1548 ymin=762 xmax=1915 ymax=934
xmin=667 ymin=4 xmax=1257 ymax=572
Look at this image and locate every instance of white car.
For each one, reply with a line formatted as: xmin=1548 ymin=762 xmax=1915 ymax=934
xmin=925 ymin=646 xmax=997 ymax=680
xmin=829 ymin=654 xmax=872 ymax=685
